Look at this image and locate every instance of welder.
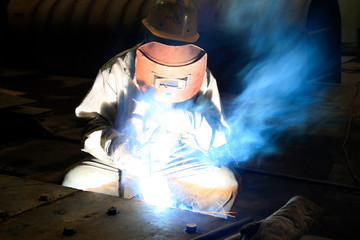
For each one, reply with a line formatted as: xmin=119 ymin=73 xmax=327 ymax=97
xmin=62 ymin=0 xmax=238 ymax=217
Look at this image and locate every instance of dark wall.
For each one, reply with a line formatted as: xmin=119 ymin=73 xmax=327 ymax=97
xmin=0 ymin=0 xmax=342 ymax=93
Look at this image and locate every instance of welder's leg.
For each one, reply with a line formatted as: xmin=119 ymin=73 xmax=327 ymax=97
xmin=170 ymin=166 xmax=238 ymax=217
xmin=62 ymin=159 xmax=120 ymax=197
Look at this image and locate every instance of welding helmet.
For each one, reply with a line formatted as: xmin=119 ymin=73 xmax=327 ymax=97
xmin=142 ymin=0 xmax=200 ymax=43
xmin=135 ymin=42 xmax=207 ymax=103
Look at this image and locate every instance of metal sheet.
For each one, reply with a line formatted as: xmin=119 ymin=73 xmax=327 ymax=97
xmin=0 ymin=175 xmax=77 ymax=218
xmin=13 ymin=106 xmax=52 ymax=116
xmin=0 ymin=88 xmax=25 ymax=96
xmin=0 ymin=176 xmax=232 ymax=240
xmin=36 ymin=114 xmax=81 ymax=141
xmin=0 ymin=92 xmax=36 ymax=109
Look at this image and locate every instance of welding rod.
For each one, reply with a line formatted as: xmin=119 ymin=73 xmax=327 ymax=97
xmin=190 ymin=218 xmax=253 ymax=240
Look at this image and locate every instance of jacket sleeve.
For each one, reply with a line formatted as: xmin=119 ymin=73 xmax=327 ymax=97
xmin=75 ymin=57 xmax=132 ymax=165
xmin=190 ymin=70 xmax=230 ymax=153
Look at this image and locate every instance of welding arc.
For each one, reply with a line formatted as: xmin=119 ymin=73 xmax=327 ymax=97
xmin=342 ymin=81 xmax=360 ymax=186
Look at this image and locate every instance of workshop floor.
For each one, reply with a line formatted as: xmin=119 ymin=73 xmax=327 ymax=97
xmin=1 ymin=57 xmax=360 ymax=239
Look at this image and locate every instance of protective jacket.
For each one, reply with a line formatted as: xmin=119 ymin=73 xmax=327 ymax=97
xmin=77 ymin=43 xmax=229 ymax=173
xmin=70 ymin=43 xmax=238 ymax=217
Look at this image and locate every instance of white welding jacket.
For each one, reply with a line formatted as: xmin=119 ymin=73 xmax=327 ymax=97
xmin=75 ymin=43 xmax=231 ymax=178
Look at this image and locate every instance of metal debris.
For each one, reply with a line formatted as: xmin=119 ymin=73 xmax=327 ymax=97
xmin=83 ymin=213 xmax=95 ymax=218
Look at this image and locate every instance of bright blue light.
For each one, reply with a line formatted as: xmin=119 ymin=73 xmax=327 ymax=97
xmin=210 ymin=0 xmax=327 ymax=163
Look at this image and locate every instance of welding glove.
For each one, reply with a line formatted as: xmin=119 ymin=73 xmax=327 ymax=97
xmin=131 ymin=101 xmax=197 ymax=161
xmin=110 ymin=143 xmax=142 ymax=174
xmin=109 ymin=100 xmax=184 ymax=174
xmin=238 ymin=196 xmax=322 ymax=240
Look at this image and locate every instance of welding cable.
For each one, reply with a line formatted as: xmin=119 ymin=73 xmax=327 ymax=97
xmin=342 ymin=81 xmax=360 ymax=186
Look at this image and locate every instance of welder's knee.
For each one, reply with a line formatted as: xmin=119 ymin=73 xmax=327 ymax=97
xmin=197 ymin=166 xmax=238 ymax=214
xmin=62 ymin=163 xmax=119 ymax=197
xmin=174 ymin=166 xmax=238 ymax=216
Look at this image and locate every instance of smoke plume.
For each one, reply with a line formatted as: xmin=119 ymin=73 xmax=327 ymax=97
xmin=210 ymin=0 xmax=330 ymax=164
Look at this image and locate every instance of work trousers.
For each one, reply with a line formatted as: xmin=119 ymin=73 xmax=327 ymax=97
xmin=62 ymin=158 xmax=238 ymax=218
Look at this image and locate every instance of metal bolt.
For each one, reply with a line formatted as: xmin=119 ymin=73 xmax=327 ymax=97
xmin=62 ymin=227 xmax=76 ymax=236
xmin=107 ymin=206 xmax=119 ymax=216
xmin=186 ymin=223 xmax=198 ymax=234
xmin=39 ymin=194 xmax=51 ymax=201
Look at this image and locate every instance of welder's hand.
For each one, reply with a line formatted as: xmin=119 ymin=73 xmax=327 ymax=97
xmin=239 ymin=196 xmax=322 ymax=240
xmin=157 ymin=108 xmax=193 ymax=134
xmin=110 ymin=144 xmax=147 ymax=175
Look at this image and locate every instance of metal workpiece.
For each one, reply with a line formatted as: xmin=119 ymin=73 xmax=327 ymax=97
xmin=0 ymin=175 xmax=232 ymax=240
xmin=0 ymin=175 xmax=77 ymax=219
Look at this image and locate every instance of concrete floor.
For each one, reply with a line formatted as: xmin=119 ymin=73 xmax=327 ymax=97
xmin=1 ymin=57 xmax=360 ymax=239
